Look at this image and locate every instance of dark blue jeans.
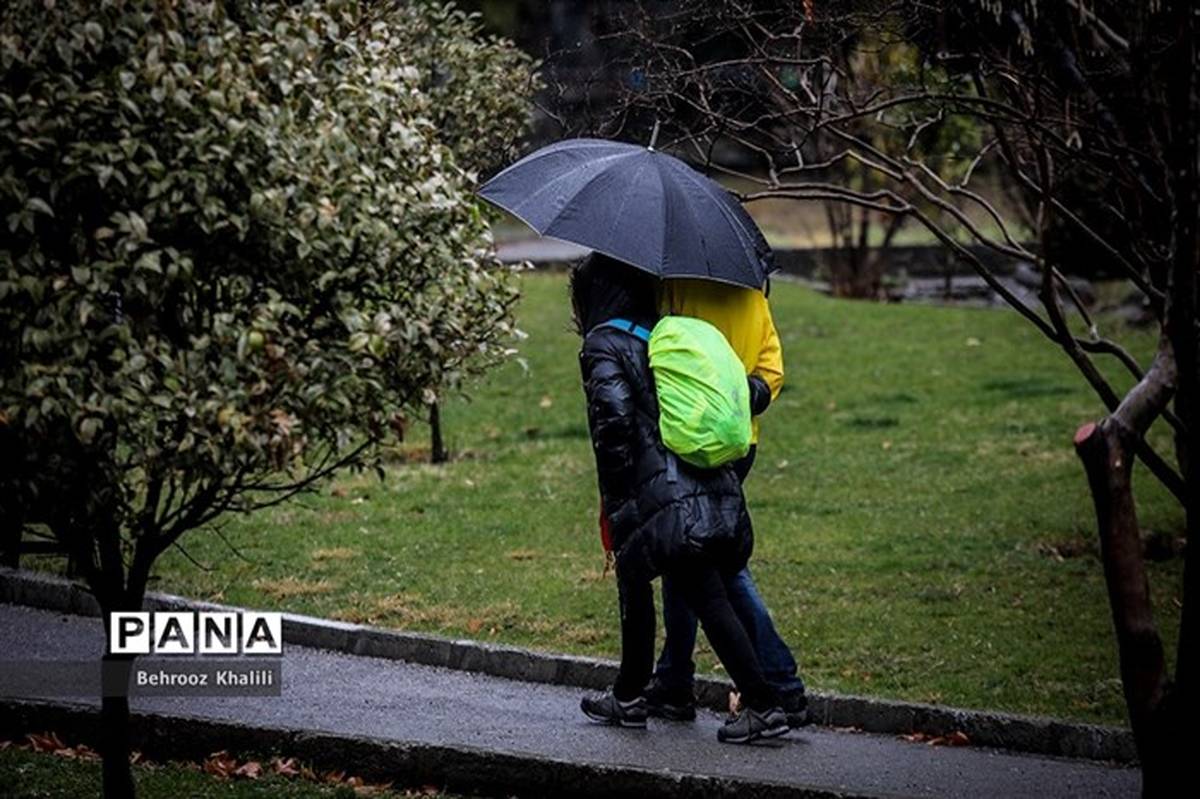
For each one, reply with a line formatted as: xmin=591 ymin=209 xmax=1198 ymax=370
xmin=655 ymin=567 xmax=806 ymax=699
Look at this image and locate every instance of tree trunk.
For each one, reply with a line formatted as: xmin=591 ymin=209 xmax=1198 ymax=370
xmin=1 ymin=513 xmax=20 ymax=568
xmin=100 ymin=655 xmax=136 ymax=798
xmin=1074 ymin=337 xmax=1183 ymax=796
xmin=430 ymin=401 xmax=447 ymax=464
xmin=91 ymin=535 xmax=157 ymax=798
xmin=98 ymin=603 xmax=137 ymax=798
xmin=1163 ymin=0 xmax=1199 ymax=755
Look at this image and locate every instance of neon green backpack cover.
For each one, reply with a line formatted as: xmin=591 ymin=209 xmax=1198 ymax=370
xmin=647 ymin=316 xmax=751 ymax=469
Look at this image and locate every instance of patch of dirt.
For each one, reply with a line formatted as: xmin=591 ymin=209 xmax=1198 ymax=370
xmin=316 ymin=510 xmax=359 ymax=525
xmin=1037 ymin=537 xmax=1094 ymax=561
xmin=310 ymin=547 xmax=359 ymax=562
xmin=251 ymin=577 xmax=338 ymax=599
xmin=1037 ymin=530 xmax=1185 ymax=562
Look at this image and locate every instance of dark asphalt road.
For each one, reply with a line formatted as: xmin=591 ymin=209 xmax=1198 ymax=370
xmin=0 ymin=603 xmax=1138 ymax=798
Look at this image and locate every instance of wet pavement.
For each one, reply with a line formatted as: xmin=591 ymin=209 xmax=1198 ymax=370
xmin=0 ymin=603 xmax=1139 ymax=798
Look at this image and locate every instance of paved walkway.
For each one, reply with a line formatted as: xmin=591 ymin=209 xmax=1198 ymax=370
xmin=0 ymin=603 xmax=1138 ymax=798
xmin=496 ymin=237 xmax=589 ymax=263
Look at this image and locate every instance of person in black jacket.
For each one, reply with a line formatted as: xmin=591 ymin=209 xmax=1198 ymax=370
xmin=571 ymin=253 xmax=788 ymax=744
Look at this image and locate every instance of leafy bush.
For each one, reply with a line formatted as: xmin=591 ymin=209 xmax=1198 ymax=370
xmin=1 ymin=0 xmax=533 ymax=791
xmin=0 ymin=0 xmax=530 ymax=592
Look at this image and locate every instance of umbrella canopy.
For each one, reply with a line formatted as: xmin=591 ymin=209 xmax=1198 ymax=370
xmin=478 ymin=138 xmax=773 ymax=290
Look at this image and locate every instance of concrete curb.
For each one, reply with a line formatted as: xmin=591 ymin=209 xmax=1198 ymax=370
xmin=0 ymin=567 xmax=1137 ymax=765
xmin=0 ymin=698 xmax=873 ymax=799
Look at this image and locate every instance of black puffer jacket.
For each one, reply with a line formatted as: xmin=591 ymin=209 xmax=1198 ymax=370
xmin=579 ymin=295 xmax=753 ymax=582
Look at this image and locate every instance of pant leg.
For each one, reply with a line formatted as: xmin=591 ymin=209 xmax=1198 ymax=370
xmin=728 ymin=444 xmax=806 ymax=697
xmin=653 ymin=444 xmax=757 ymax=688
xmin=726 ymin=567 xmax=806 ymax=698
xmin=613 ymin=568 xmax=656 ymax=702
xmin=652 ymin=574 xmax=699 ymax=691
xmin=671 ymin=563 xmax=779 ymax=712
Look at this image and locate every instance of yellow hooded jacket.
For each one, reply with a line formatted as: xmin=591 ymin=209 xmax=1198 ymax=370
xmin=658 ymin=279 xmax=784 ymax=444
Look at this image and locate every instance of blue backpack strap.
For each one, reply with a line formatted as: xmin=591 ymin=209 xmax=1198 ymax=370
xmin=602 ymin=318 xmax=652 ymax=342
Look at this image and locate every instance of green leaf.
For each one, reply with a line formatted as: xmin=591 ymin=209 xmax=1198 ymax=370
xmin=26 ymin=198 xmax=53 ymax=217
xmin=134 ymin=250 xmax=162 ymax=273
xmin=78 ymin=417 xmax=101 ymax=445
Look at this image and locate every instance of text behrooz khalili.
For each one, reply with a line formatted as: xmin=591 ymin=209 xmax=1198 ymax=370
xmin=135 ymin=667 xmax=275 ymax=688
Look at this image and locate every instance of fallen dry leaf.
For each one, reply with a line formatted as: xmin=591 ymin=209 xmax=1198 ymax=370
xmin=203 ymin=750 xmax=237 ymax=780
xmin=931 ymin=731 xmax=971 ymax=747
xmin=465 ymin=618 xmax=484 ymax=634
xmin=234 ymin=760 xmax=264 ymax=780
xmin=539 ymin=395 xmax=553 ymax=409
xmin=272 ymin=756 xmax=300 ymax=777
xmin=904 ymin=730 xmax=971 ymax=747
xmin=57 ymin=744 xmax=100 ymax=761
xmin=27 ymin=732 xmax=65 ymax=753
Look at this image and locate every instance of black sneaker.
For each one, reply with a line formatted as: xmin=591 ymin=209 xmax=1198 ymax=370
xmin=782 ymin=692 xmax=810 ymax=728
xmin=643 ymin=678 xmax=697 ymax=721
xmin=581 ymin=691 xmax=648 ymax=728
xmin=717 ymin=706 xmax=790 ymax=744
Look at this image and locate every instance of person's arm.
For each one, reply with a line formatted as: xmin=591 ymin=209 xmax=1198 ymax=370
xmin=580 ymin=332 xmax=638 ymax=530
xmin=749 ymin=295 xmax=784 ymax=413
xmin=747 ymin=374 xmax=772 ymax=416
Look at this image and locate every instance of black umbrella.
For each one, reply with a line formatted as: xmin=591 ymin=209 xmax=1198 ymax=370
xmin=478 ymin=138 xmax=773 ymax=290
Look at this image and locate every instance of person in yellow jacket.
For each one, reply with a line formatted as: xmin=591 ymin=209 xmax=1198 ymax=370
xmin=645 ymin=277 xmax=809 ymax=726
xmin=660 ymin=278 xmax=783 ymax=456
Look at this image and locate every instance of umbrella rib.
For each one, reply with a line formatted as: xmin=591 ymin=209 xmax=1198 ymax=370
xmin=660 ymin=158 xmax=711 ymax=279
xmin=654 ymin=157 xmax=674 ymax=278
xmin=602 ymin=158 xmax=651 ymax=261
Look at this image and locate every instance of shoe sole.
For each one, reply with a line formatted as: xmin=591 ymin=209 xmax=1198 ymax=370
xmin=582 ymin=709 xmax=647 ymax=728
xmin=718 ymin=724 xmax=790 ymax=744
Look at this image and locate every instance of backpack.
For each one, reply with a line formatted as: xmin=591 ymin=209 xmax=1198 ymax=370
xmin=604 ymin=316 xmax=751 ymax=469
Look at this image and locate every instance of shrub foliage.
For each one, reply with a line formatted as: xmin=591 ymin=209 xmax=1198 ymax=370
xmin=0 ymin=0 xmax=532 ymax=594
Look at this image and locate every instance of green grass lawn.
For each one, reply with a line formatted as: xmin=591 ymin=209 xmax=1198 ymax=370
xmin=0 ymin=745 xmax=459 ymax=798
xmin=143 ymin=273 xmax=1182 ymax=727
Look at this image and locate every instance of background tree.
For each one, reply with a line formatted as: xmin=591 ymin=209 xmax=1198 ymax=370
xmin=389 ymin=2 xmax=537 ymax=462
xmin=0 ymin=0 xmax=532 ymax=794
xmin=543 ymin=0 xmax=1195 ymax=791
